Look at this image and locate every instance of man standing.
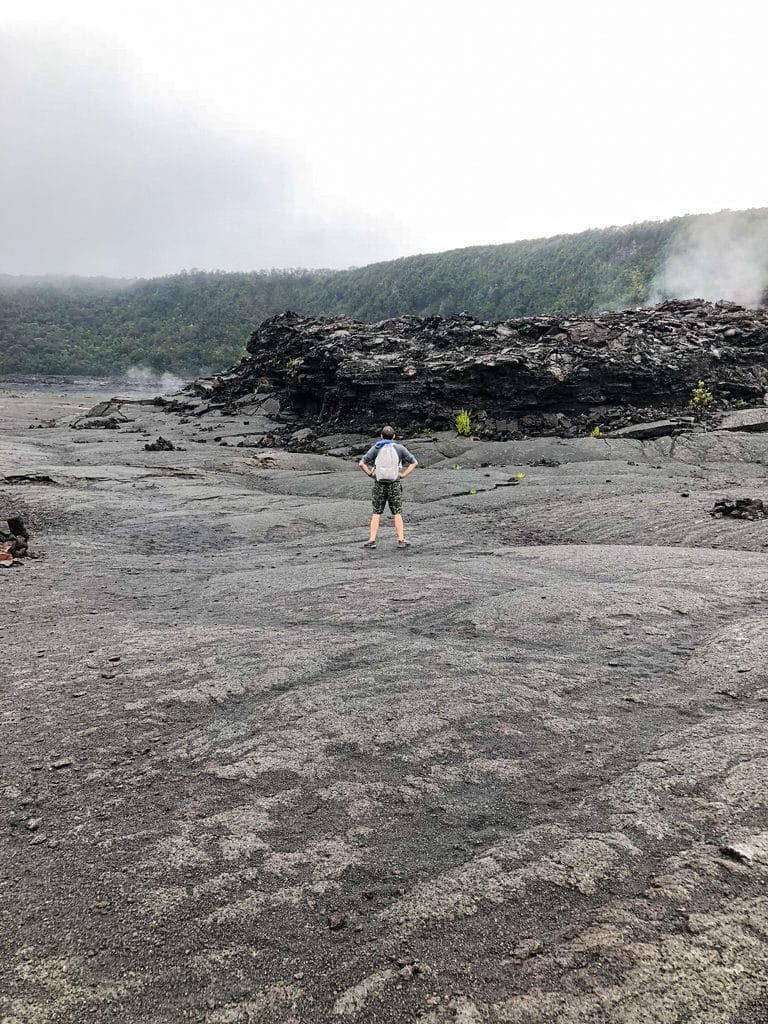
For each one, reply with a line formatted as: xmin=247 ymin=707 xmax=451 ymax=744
xmin=358 ymin=425 xmax=418 ymax=548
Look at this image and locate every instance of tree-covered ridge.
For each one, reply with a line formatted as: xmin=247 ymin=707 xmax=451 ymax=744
xmin=1 ymin=210 xmax=766 ymax=376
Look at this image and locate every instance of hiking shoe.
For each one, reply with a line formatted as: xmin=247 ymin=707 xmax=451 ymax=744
xmin=363 ymin=540 xmax=377 ymax=549
xmin=397 ymin=540 xmax=411 ymax=548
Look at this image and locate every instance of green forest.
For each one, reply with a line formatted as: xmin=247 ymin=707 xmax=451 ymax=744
xmin=2 ymin=209 xmax=766 ymax=377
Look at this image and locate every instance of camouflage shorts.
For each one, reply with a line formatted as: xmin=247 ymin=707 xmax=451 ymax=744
xmin=371 ymin=480 xmax=403 ymax=515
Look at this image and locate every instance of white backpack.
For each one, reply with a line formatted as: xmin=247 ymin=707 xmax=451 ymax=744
xmin=374 ymin=443 xmax=400 ymax=482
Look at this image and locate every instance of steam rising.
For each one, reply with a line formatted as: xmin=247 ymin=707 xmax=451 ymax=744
xmin=123 ymin=367 xmax=187 ymax=395
xmin=651 ymin=211 xmax=768 ymax=308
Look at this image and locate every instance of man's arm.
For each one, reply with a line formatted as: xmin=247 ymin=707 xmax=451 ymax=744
xmin=398 ymin=445 xmax=418 ymax=479
xmin=359 ymin=445 xmax=377 ymax=476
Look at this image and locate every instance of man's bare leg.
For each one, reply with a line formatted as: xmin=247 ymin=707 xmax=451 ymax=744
xmin=368 ymin=514 xmax=381 ymax=543
xmin=392 ymin=514 xmax=406 ymax=543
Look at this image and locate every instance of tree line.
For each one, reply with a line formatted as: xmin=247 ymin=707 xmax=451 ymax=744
xmin=1 ymin=210 xmax=766 ymax=377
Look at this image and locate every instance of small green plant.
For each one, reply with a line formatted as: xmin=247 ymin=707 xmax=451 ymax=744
xmin=735 ymin=399 xmax=748 ymax=410
xmin=285 ymin=356 xmax=302 ymax=371
xmin=454 ymin=464 xmax=462 ymax=470
xmin=591 ymin=425 xmax=602 ymax=438
xmin=455 ymin=409 xmax=472 ymax=437
xmin=516 ymin=472 xmax=525 ymax=480
xmin=468 ymin=488 xmax=477 ymax=495
xmin=689 ymin=380 xmax=714 ymax=420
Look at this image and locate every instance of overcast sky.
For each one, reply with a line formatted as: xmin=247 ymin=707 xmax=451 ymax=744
xmin=1 ymin=0 xmax=766 ymax=277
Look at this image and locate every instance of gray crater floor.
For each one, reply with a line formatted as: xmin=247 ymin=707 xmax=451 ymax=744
xmin=2 ymin=384 xmax=768 ymax=1024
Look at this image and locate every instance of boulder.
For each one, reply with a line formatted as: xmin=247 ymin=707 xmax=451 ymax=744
xmin=0 ymin=515 xmax=29 ymax=565
xmin=144 ymin=436 xmax=176 ymax=452
xmin=608 ymin=419 xmax=686 ymax=440
xmin=718 ymin=408 xmax=768 ymax=432
xmin=71 ymin=400 xmax=131 ymax=430
xmin=710 ymin=497 xmax=768 ymax=520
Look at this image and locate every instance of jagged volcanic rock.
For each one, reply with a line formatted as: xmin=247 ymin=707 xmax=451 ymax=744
xmin=710 ymin=497 xmax=768 ymax=520
xmin=165 ymin=299 xmax=768 ymax=439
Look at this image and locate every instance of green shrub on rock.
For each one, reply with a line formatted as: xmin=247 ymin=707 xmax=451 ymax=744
xmin=689 ymin=380 xmax=714 ymax=420
xmin=455 ymin=410 xmax=472 ymax=437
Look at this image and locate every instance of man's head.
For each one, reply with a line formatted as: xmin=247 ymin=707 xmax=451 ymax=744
xmin=381 ymin=425 xmax=396 ymax=440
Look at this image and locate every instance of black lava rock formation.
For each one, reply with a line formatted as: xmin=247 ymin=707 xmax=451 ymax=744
xmin=164 ymin=299 xmax=768 ymax=440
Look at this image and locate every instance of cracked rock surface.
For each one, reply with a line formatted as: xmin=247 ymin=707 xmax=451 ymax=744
xmin=1 ymin=380 xmax=768 ymax=1023
xmin=162 ymin=299 xmax=768 ymax=441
